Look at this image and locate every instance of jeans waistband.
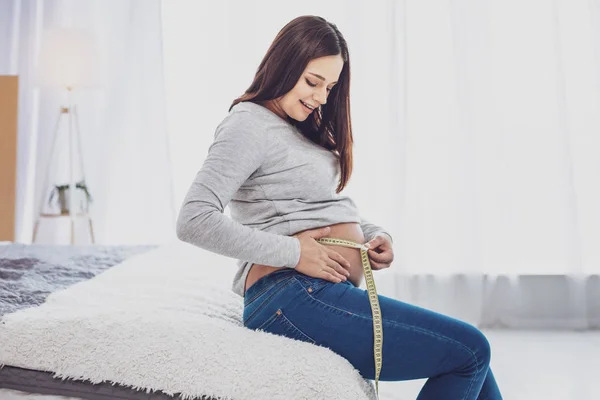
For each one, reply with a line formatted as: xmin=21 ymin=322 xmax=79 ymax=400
xmin=243 ymin=237 xmax=365 ymax=304
xmin=243 ymin=268 xmax=297 ymax=305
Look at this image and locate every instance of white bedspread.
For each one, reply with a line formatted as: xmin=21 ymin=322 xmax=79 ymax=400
xmin=0 ymin=241 xmax=376 ymax=400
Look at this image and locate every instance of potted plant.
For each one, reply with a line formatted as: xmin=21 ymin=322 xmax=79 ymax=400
xmin=48 ymin=180 xmax=93 ymax=214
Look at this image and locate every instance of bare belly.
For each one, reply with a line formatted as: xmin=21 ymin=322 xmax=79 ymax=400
xmin=244 ymin=222 xmax=366 ymax=295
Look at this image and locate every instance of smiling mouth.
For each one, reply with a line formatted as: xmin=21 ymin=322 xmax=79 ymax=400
xmin=300 ymin=100 xmax=316 ymax=112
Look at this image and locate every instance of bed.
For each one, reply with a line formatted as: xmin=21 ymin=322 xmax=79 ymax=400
xmin=0 ymin=242 xmax=377 ymax=400
xmin=0 ymin=244 xmax=178 ymax=399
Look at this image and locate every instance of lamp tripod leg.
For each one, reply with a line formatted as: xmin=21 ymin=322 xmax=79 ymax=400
xmin=32 ymin=220 xmax=40 ymax=243
xmin=88 ymin=217 xmax=95 ymax=244
xmin=32 ymin=107 xmax=64 ymax=243
xmin=67 ymin=90 xmax=76 ymax=245
xmin=72 ymin=104 xmax=94 ymax=244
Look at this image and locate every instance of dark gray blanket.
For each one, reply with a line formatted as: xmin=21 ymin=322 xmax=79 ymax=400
xmin=0 ymin=244 xmax=155 ymax=317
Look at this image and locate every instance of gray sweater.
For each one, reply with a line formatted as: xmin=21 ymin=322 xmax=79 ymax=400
xmin=176 ymin=101 xmax=392 ymax=297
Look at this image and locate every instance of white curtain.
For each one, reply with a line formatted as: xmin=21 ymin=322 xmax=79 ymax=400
xmin=1 ymin=0 xmax=41 ymax=247
xmin=3 ymin=0 xmax=598 ymax=329
xmin=1 ymin=0 xmax=175 ymax=245
xmin=162 ymin=0 xmax=600 ymax=330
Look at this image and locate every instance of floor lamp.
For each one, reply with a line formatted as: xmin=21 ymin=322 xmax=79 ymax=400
xmin=32 ymin=28 xmax=100 ymax=244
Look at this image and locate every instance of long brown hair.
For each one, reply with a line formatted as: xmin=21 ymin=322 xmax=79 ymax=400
xmin=230 ymin=15 xmax=353 ymax=194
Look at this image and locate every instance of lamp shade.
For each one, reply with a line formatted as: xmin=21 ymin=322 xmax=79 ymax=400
xmin=36 ymin=28 xmax=101 ymax=89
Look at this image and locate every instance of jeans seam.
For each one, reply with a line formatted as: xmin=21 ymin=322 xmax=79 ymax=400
xmin=293 ymin=277 xmax=352 ymax=315
xmin=462 ymin=351 xmax=484 ymax=400
xmin=244 ymin=273 xmax=293 ymax=305
xmin=381 ymin=318 xmax=485 ymax=399
xmin=256 ymin=309 xmax=317 ymax=344
xmin=294 ymin=275 xmax=330 ymax=293
xmin=296 ymin=277 xmax=486 ymax=395
xmin=280 ymin=312 xmax=317 ymax=344
xmin=256 ymin=311 xmax=278 ymax=331
xmin=245 ymin=278 xmax=295 ymax=326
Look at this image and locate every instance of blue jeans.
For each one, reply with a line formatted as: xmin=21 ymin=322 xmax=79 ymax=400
xmin=243 ymin=268 xmax=503 ymax=400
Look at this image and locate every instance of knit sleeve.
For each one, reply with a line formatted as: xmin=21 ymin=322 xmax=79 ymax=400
xmin=176 ymin=113 xmax=301 ymax=268
xmin=359 ymin=216 xmax=394 ymax=244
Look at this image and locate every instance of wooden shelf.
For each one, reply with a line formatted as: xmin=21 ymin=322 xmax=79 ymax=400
xmin=33 ymin=212 xmax=95 ymax=244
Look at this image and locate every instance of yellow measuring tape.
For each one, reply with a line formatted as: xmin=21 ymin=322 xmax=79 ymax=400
xmin=315 ymin=237 xmax=383 ymax=397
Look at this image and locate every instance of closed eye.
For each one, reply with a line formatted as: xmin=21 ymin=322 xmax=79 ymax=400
xmin=305 ymin=78 xmax=333 ymax=92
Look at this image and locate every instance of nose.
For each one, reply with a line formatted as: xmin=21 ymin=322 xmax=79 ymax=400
xmin=314 ymin=86 xmax=328 ymax=106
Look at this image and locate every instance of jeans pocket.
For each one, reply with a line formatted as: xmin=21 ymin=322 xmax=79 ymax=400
xmin=256 ymin=308 xmax=316 ymax=345
xmin=294 ymin=274 xmax=332 ymax=296
xmin=244 ymin=277 xmax=295 ymax=327
xmin=244 ymin=269 xmax=295 ymax=307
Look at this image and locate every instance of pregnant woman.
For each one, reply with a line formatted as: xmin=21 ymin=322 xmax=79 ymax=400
xmin=176 ymin=15 xmax=503 ymax=400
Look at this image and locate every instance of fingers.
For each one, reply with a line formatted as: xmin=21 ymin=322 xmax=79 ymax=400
xmin=322 ymin=254 xmax=350 ymax=282
xmin=367 ymin=249 xmax=389 ymax=262
xmin=370 ymin=260 xmax=390 ymax=270
xmin=320 ymin=266 xmax=347 ymax=283
xmin=326 ymin=249 xmax=352 ymax=272
xmin=366 ymin=235 xmax=388 ymax=250
xmin=325 ymin=251 xmax=351 ymax=279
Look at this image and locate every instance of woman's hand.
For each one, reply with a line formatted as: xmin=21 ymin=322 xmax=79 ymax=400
xmin=293 ymin=227 xmax=352 ymax=283
xmin=365 ymin=234 xmax=394 ymax=270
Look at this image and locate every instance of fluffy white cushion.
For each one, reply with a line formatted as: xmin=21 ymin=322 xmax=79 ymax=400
xmin=0 ymin=241 xmax=376 ymax=400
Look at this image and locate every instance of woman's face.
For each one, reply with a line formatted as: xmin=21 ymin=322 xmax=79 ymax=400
xmin=270 ymin=54 xmax=344 ymax=121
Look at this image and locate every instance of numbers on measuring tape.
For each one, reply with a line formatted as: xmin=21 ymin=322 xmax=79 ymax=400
xmin=316 ymin=237 xmax=383 ymax=397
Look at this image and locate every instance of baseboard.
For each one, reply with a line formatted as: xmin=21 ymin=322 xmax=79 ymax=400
xmin=378 ymin=272 xmax=600 ymax=330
